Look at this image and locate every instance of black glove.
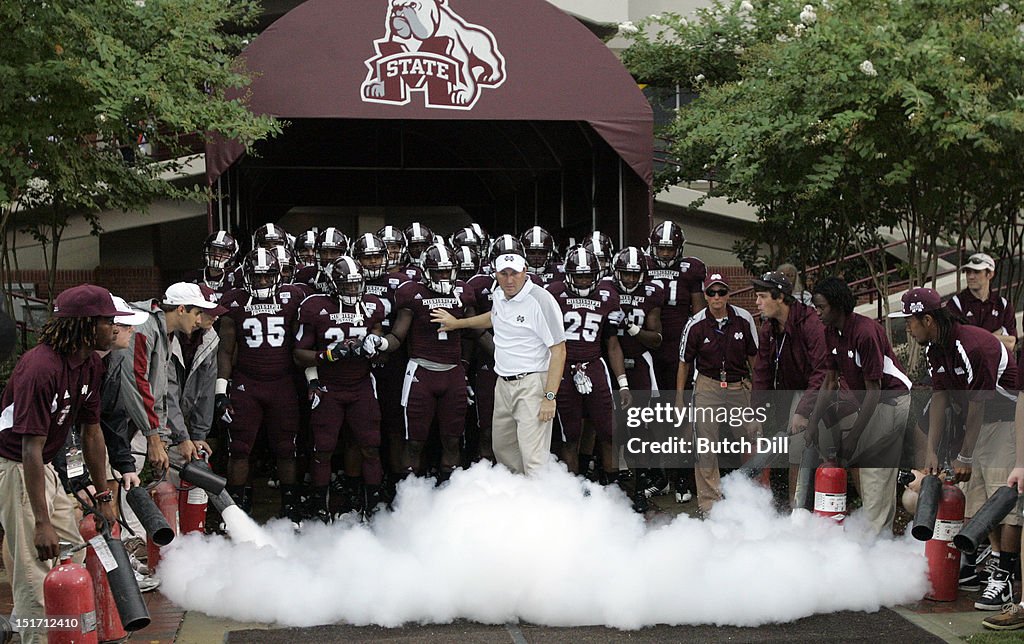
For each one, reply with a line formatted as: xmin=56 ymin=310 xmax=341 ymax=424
xmin=214 ymin=393 xmax=233 ymax=423
xmin=307 ymin=379 xmax=326 ymax=410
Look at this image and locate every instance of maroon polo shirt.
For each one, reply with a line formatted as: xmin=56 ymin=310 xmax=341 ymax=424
xmin=946 ymin=288 xmax=1017 ymax=336
xmin=825 ymin=312 xmax=910 ymax=400
xmin=0 ymin=344 xmax=103 ymax=463
xmin=681 ymin=305 xmax=758 ymax=383
xmin=927 ymin=322 xmax=1017 ymax=420
xmin=752 ymin=301 xmax=830 ymax=416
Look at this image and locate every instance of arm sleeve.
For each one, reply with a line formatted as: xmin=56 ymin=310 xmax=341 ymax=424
xmin=534 ymin=290 xmax=567 ymax=347
xmin=122 ymin=329 xmax=161 ymax=437
xmin=188 ymin=348 xmax=217 ymax=441
xmin=164 ymin=344 xmax=190 ymax=445
xmin=100 ymin=361 xmax=135 ymax=473
xmin=796 ymin=317 xmax=830 ymax=417
xmin=1002 ymin=299 xmax=1017 ymax=337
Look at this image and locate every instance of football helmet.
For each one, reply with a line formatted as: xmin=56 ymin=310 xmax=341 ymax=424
xmin=242 ymin=248 xmax=282 ymax=300
xmin=203 ymin=231 xmax=237 ymax=271
xmin=421 ymin=242 xmax=457 ymax=295
xmin=582 ymin=231 xmax=615 ymax=277
xmin=351 ymin=233 xmax=388 ymax=280
xmin=253 ymin=223 xmax=289 ymax=251
xmin=377 ymin=225 xmax=407 ymax=270
xmin=450 ymin=226 xmax=482 ymax=252
xmin=316 ymin=227 xmax=349 ymax=269
xmin=454 ymin=245 xmax=480 ymax=281
xmin=272 ymin=246 xmax=296 ymax=284
xmin=563 ymin=246 xmax=600 ymax=297
xmin=294 ymin=229 xmax=318 ymax=268
xmin=648 ymin=221 xmax=686 ymax=269
xmin=469 ymin=223 xmax=490 ymax=255
xmin=330 ymin=255 xmax=365 ymax=306
xmin=520 ymin=226 xmax=554 ymax=275
xmin=404 ymin=222 xmax=434 ymax=267
xmin=613 ymin=246 xmax=648 ymax=294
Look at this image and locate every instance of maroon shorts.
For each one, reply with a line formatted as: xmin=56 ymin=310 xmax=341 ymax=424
xmin=473 ymin=362 xmax=498 ymax=431
xmin=226 ymin=373 xmax=299 ymax=459
xmin=402 ymin=362 xmax=468 ymax=442
xmin=556 ymin=359 xmax=614 ymax=443
xmin=310 ymin=377 xmax=382 ymax=454
xmin=374 ymin=354 xmax=407 ymax=439
xmin=624 ymin=352 xmax=656 ymax=392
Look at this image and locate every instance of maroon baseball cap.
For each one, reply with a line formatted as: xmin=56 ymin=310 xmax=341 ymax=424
xmin=888 ymin=287 xmax=942 ymax=318
xmin=197 ymin=285 xmax=229 ymax=316
xmin=53 ymin=284 xmax=132 ymax=319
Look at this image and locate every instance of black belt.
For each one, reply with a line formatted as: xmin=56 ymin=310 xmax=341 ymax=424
xmin=500 ymin=372 xmax=538 ymax=381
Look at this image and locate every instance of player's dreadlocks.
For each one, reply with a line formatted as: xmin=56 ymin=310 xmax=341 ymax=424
xmin=38 ymin=316 xmax=99 ymax=356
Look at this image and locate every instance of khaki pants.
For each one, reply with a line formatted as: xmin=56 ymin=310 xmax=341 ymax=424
xmin=693 ymin=374 xmax=759 ymax=514
xmin=0 ymin=457 xmax=84 ymax=644
xmin=819 ymin=395 xmax=910 ymax=535
xmin=964 ymin=420 xmax=1023 ymax=525
xmin=493 ymin=373 xmax=552 ymax=475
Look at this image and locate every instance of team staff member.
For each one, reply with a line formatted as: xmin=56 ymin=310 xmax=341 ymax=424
xmin=0 ymin=285 xmax=127 ymax=643
xmin=433 ymin=252 xmax=566 ymax=475
xmin=946 ymin=252 xmax=1017 ymax=352
xmin=896 ymin=287 xmax=1020 ymax=610
xmin=751 ymin=271 xmax=829 ymax=506
xmin=809 ymin=277 xmax=911 ymax=535
xmin=677 ymin=274 xmax=759 ymax=515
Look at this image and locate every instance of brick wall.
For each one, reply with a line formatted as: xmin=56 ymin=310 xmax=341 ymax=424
xmin=7 ymin=267 xmax=163 ymax=303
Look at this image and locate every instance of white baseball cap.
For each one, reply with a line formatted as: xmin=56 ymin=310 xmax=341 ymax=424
xmin=162 ymin=282 xmax=219 ymax=309
xmin=494 ymin=253 xmax=527 ymax=273
xmin=962 ymin=252 xmax=995 ymax=272
xmin=111 ymin=296 xmax=150 ymax=326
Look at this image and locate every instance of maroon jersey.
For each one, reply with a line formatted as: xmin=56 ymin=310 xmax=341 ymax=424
xmin=947 ymin=289 xmax=1017 ymax=336
xmin=183 ymin=266 xmax=242 ymax=298
xmin=546 ymin=280 xmax=621 ymax=363
xmin=294 ymin=265 xmax=333 ymax=295
xmin=395 ymin=280 xmax=476 ymax=364
xmin=296 ymin=294 xmax=387 ymax=387
xmin=824 ymin=312 xmax=911 ymax=397
xmin=533 ymin=261 xmax=565 ymax=286
xmin=646 ymin=255 xmax=707 ymax=357
xmin=681 ymin=304 xmax=759 ymax=383
xmin=220 ymin=285 xmax=304 ymax=381
xmin=401 ymin=264 xmax=423 ymax=282
xmin=927 ymin=322 xmax=1017 ymax=419
xmin=364 ymin=270 xmax=410 ymax=331
xmin=614 ymin=278 xmax=666 ymax=359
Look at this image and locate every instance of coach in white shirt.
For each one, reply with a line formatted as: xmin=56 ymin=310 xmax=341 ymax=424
xmin=433 ymin=253 xmax=566 ymax=475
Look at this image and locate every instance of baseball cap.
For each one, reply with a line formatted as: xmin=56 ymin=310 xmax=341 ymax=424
xmin=197 ymin=285 xmax=229 ymax=316
xmin=962 ymin=252 xmax=995 ymax=272
xmin=53 ymin=284 xmax=131 ymax=319
xmin=704 ymin=273 xmax=729 ymax=290
xmin=888 ymin=287 xmax=942 ymax=318
xmin=750 ymin=271 xmax=793 ymax=295
xmin=494 ymin=253 xmax=527 ymax=273
xmin=111 ymin=296 xmax=150 ymax=326
xmin=162 ymin=282 xmax=219 ymax=310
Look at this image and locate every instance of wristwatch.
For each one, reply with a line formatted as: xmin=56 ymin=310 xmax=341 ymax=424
xmin=544 ymin=391 xmax=556 ymax=401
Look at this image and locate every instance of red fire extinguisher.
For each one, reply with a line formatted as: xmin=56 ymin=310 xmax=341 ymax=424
xmin=813 ymin=449 xmax=847 ymax=523
xmin=179 ymin=452 xmax=210 ymax=534
xmin=925 ymin=479 xmax=966 ymax=601
xmin=44 ymin=544 xmax=99 ymax=644
xmin=78 ymin=517 xmax=125 ymax=642
xmin=147 ymin=480 xmax=179 ymax=571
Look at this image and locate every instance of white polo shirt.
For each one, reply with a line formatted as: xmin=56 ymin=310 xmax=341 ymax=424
xmin=491 ymin=278 xmax=566 ymax=377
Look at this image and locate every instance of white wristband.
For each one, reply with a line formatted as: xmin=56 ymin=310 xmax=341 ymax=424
xmin=627 ymin=324 xmax=641 ymax=337
xmin=304 ymin=366 xmax=320 ymax=383
xmin=379 ymin=337 xmax=390 ymax=352
xmin=215 ymin=378 xmax=229 ymax=395
xmin=956 ymin=453 xmax=973 ymax=465
xmin=617 ymin=374 xmax=629 ymax=389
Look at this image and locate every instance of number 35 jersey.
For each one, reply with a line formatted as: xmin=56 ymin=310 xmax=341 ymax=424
xmin=219 ymin=285 xmax=306 ymax=381
xmin=295 ymin=293 xmax=388 ymax=387
xmin=546 ymin=280 xmax=621 ymax=363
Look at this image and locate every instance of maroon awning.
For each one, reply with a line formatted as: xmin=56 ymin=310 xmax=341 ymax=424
xmin=206 ymin=0 xmax=652 ymax=189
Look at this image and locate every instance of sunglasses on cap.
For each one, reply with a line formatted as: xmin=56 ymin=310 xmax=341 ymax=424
xmin=705 ymin=288 xmax=729 ymax=297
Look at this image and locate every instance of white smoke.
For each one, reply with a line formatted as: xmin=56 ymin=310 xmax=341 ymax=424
xmin=157 ymin=463 xmax=928 ymax=629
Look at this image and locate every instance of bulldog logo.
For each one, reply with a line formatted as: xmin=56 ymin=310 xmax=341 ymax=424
xmin=361 ymin=0 xmax=506 ymax=110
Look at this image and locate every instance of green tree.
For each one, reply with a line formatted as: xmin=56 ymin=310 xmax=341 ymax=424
xmin=0 ymin=0 xmax=280 ymax=310
xmin=622 ymin=0 xmax=1024 ymax=311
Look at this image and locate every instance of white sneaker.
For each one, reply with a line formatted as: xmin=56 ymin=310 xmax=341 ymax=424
xmin=128 ymin=551 xmax=150 ymax=576
xmin=134 ymin=569 xmax=161 ymax=593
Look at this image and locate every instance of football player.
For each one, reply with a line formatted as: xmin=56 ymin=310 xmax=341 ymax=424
xmin=295 ymin=227 xmax=348 ymax=295
xmin=186 ymin=231 xmax=241 ymax=295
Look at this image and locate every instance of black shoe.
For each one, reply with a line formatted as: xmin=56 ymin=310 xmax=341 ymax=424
xmin=976 ymin=571 xmax=1014 ymax=610
xmin=960 ymin=565 xmax=981 ymax=592
xmin=363 ymin=484 xmax=384 ymax=521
